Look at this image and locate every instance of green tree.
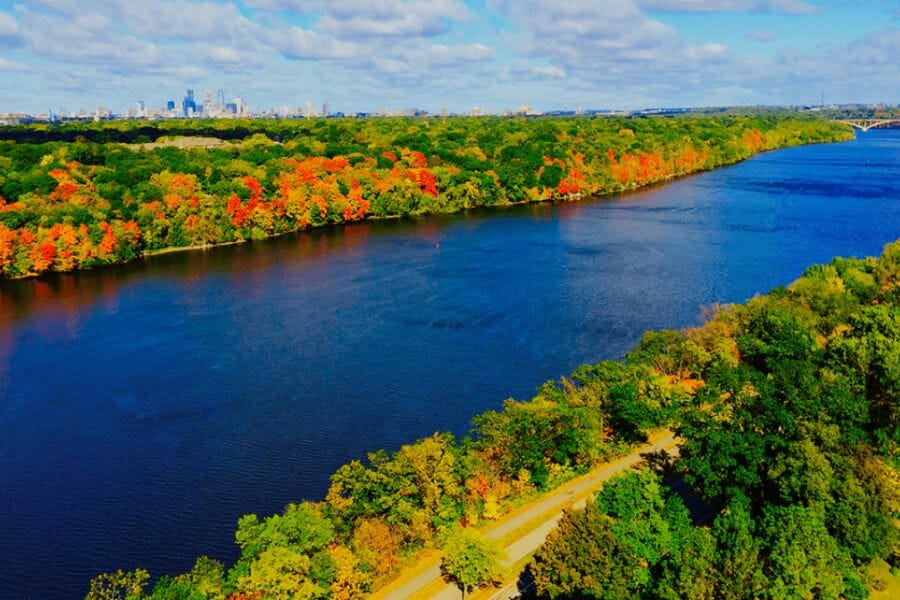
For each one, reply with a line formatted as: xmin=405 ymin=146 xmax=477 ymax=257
xmin=85 ymin=568 xmax=149 ymax=600
xmin=595 ymin=470 xmax=679 ymax=592
xmin=652 ymin=527 xmax=718 ymax=600
xmin=440 ymin=527 xmax=506 ymax=599
xmin=235 ymin=502 xmax=334 ymax=563
xmin=184 ymin=556 xmax=228 ymax=599
xmin=235 ymin=546 xmax=323 ymax=600
xmin=628 ymin=329 xmax=703 ymax=380
xmin=474 ymin=396 xmax=602 ymax=488
xmin=147 ymin=577 xmax=204 ymax=600
xmin=530 ymin=471 xmax=687 ymax=598
xmin=759 ymin=505 xmax=861 ymax=600
xmin=395 ymin=433 xmax=463 ymax=524
xmin=710 ymin=498 xmax=768 ymax=599
xmin=530 ymin=503 xmax=633 ymax=599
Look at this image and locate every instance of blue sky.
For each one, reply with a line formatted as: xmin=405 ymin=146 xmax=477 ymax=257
xmin=0 ymin=0 xmax=897 ymax=114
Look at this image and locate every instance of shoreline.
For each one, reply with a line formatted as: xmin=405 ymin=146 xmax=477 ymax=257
xmin=2 ymin=132 xmax=855 ymax=281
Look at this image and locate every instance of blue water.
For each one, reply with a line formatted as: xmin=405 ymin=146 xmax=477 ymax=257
xmin=1 ymin=130 xmax=898 ymax=599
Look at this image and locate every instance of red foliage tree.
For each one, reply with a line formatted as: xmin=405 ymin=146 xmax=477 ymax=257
xmin=418 ymin=170 xmax=438 ymax=197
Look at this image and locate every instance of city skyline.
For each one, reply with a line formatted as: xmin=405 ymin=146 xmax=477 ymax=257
xmin=0 ymin=1 xmax=898 ymax=115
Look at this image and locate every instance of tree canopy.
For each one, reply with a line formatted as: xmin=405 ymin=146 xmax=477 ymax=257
xmin=1 ymin=115 xmax=852 ymax=278
xmin=440 ymin=527 xmax=506 ymax=598
xmin=528 ymin=241 xmax=900 ymax=600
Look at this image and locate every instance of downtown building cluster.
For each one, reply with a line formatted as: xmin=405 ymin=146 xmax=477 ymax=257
xmin=126 ymin=89 xmax=251 ymax=119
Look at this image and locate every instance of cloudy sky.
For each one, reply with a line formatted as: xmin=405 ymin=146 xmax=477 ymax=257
xmin=0 ymin=0 xmax=897 ymax=114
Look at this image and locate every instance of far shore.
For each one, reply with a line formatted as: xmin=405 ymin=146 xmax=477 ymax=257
xmin=3 ymin=129 xmax=856 ymax=281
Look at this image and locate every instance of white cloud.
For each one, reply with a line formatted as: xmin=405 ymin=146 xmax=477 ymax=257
xmin=317 ymin=12 xmax=450 ymax=38
xmin=20 ymin=9 xmax=165 ymax=67
xmin=503 ymin=63 xmax=567 ymax=81
xmin=0 ymin=11 xmax=23 ymax=45
xmin=276 ymin=27 xmax=362 ymax=60
xmin=197 ymin=44 xmax=252 ymax=66
xmin=426 ymin=42 xmax=494 ymax=65
xmin=23 ymin=0 xmax=81 ymax=16
xmin=690 ymin=43 xmax=729 ymax=58
xmin=268 ymin=1 xmax=489 ymax=77
xmin=533 ymin=65 xmax=566 ymax=78
xmin=7 ymin=0 xmax=490 ymax=90
xmin=489 ymin=1 xmax=680 ymax=61
xmin=699 ymin=27 xmax=900 ymax=105
xmin=24 ymin=1 xmax=268 ymax=52
xmin=746 ymin=30 xmax=776 ymax=42
xmin=777 ymin=27 xmax=900 ymax=78
xmin=0 ymin=58 xmax=26 ymax=71
xmin=321 ymin=39 xmax=494 ymax=81
xmin=487 ymin=0 xmax=742 ymax=89
xmin=247 ymin=0 xmax=470 ymax=38
xmin=122 ymin=2 xmax=266 ymax=47
xmin=637 ymin=0 xmax=818 ymax=14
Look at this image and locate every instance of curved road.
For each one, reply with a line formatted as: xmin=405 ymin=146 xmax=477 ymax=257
xmin=373 ymin=431 xmax=678 ymax=600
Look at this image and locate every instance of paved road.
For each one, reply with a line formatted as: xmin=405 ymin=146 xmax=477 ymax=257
xmin=375 ymin=431 xmax=678 ymax=600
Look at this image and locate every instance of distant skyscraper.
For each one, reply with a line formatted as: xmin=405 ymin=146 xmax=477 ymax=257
xmin=322 ymin=102 xmax=329 ymax=117
xmin=166 ymin=100 xmax=176 ymax=111
xmin=202 ymin=90 xmax=214 ymax=115
xmin=182 ymin=89 xmax=196 ymax=117
xmin=217 ymin=89 xmax=226 ymax=109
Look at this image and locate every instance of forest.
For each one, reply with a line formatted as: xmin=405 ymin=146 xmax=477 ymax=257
xmin=0 ymin=115 xmax=852 ymax=278
xmin=86 ymin=240 xmax=898 ymax=599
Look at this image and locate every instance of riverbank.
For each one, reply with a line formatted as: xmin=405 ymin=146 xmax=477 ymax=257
xmin=0 ymin=115 xmax=853 ymax=279
xmin=3 ymin=140 xmax=836 ymax=277
xmin=79 ymin=238 xmax=899 ymax=599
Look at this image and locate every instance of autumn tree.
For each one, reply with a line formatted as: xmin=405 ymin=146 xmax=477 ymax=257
xmin=2 ymin=116 xmax=852 ymax=279
xmin=440 ymin=527 xmax=506 ymax=599
xmin=328 ymin=545 xmax=369 ymax=600
xmin=85 ymin=568 xmax=149 ymax=600
xmin=234 ymin=547 xmax=323 ymax=600
xmin=352 ymin=518 xmax=399 ymax=577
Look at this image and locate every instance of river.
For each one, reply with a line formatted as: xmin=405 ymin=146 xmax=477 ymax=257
xmin=1 ymin=129 xmax=898 ymax=599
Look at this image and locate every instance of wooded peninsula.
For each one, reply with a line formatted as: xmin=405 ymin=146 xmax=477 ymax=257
xmin=86 ymin=240 xmax=898 ymax=599
xmin=0 ymin=115 xmax=851 ymax=278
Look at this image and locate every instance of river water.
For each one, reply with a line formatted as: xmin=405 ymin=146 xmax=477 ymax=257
xmin=1 ymin=129 xmax=898 ymax=599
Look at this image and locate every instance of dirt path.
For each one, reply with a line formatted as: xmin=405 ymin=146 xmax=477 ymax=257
xmin=372 ymin=431 xmax=679 ymax=600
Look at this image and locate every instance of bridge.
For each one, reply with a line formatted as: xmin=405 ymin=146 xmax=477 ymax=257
xmin=833 ymin=118 xmax=900 ymax=132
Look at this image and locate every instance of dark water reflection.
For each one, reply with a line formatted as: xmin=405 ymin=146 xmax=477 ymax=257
xmin=1 ymin=130 xmax=898 ymax=599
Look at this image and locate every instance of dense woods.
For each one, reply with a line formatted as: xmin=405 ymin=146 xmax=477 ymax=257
xmin=531 ymin=242 xmax=900 ymax=599
xmin=85 ymin=240 xmax=898 ymax=598
xmin=0 ymin=115 xmax=851 ymax=278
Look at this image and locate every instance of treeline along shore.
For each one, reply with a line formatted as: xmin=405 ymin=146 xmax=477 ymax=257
xmin=86 ymin=241 xmax=898 ymax=599
xmin=0 ymin=115 xmax=852 ymax=278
